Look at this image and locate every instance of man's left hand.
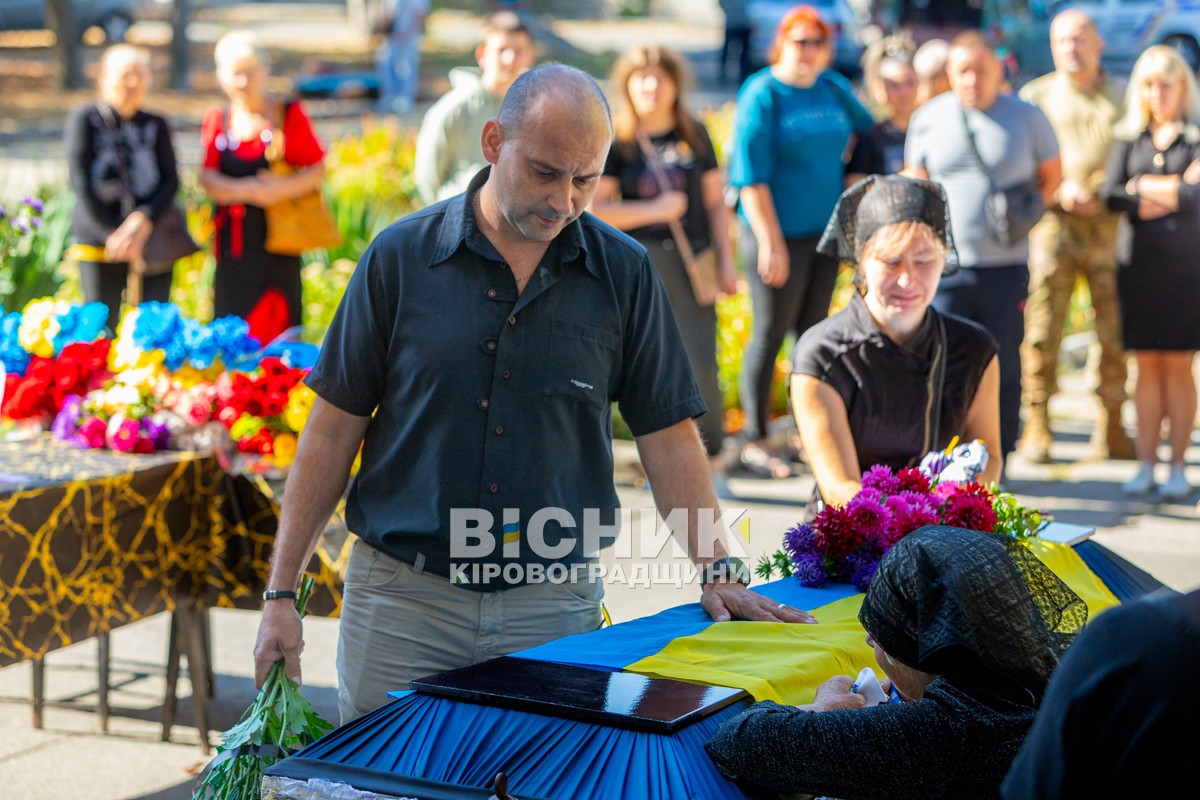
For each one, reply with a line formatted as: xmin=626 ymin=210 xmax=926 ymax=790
xmin=701 ymin=581 xmax=816 ymax=624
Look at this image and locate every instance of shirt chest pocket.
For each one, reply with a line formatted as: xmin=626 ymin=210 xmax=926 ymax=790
xmin=543 ymin=319 xmax=620 ymax=408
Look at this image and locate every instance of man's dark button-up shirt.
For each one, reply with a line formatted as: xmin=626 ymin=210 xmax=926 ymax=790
xmin=306 ymin=169 xmax=705 ymax=577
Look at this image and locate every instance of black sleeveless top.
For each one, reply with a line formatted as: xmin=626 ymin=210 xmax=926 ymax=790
xmin=791 ymin=293 xmax=997 ymax=474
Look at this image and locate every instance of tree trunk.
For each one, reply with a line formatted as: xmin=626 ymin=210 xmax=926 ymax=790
xmin=169 ymin=0 xmax=191 ymax=90
xmin=45 ymin=0 xmax=81 ymax=90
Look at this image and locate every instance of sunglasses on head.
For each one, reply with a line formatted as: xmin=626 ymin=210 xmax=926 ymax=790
xmin=791 ymin=35 xmax=829 ymax=48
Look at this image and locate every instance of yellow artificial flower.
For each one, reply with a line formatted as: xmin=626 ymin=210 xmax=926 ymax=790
xmin=230 ymin=413 xmax=263 ymax=440
xmin=18 ymin=298 xmax=65 ymax=358
xmin=272 ymin=432 xmax=298 ymax=466
xmin=283 ymin=384 xmax=316 ymax=432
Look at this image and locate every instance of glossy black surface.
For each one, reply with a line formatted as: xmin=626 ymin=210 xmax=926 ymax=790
xmin=409 ymin=656 xmax=747 ymax=733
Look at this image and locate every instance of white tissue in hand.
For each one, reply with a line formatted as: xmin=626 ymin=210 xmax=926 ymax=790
xmin=851 ymin=667 xmax=887 ymax=706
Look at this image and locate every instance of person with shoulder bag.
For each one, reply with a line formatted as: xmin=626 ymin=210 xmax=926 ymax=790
xmin=66 ymin=44 xmax=196 ymax=328
xmin=199 ymin=32 xmax=333 ymax=345
xmin=590 ymin=45 xmax=738 ymax=496
xmin=903 ymin=30 xmax=1061 ymax=464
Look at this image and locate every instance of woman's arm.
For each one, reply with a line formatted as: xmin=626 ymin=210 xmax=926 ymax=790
xmin=199 ymin=168 xmax=268 ymax=206
xmin=961 ymin=355 xmax=1002 ymax=486
xmin=701 ymin=168 xmax=737 ymax=294
xmin=790 ymin=374 xmax=862 ymax=506
xmin=588 ymin=175 xmax=686 ymax=230
xmin=740 ymin=183 xmax=789 ymax=287
xmin=1100 ymin=139 xmax=1140 ymax=214
xmin=257 ymin=160 xmax=327 ymax=205
xmin=706 ymin=695 xmax=956 ymax=799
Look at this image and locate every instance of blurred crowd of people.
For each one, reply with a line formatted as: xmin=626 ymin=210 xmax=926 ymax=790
xmin=66 ymin=3 xmax=1200 ymax=502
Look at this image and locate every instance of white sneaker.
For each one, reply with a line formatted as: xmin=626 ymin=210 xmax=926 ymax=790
xmin=1159 ymin=466 xmax=1192 ymax=501
xmin=1122 ymin=463 xmax=1156 ymax=495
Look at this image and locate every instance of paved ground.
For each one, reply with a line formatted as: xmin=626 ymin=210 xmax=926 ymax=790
xmin=1 ymin=362 xmax=1198 ymax=800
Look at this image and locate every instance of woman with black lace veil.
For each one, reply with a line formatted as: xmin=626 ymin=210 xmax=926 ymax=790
xmin=706 ymin=525 xmax=1088 ymax=800
xmin=790 ymin=176 xmax=1001 ymax=509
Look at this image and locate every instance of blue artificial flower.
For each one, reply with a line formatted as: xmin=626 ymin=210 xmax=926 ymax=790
xmin=210 ymin=315 xmax=260 ymax=359
xmin=0 ymin=312 xmax=30 ymax=376
xmin=132 ymin=301 xmax=186 ymax=356
xmin=182 ymin=318 xmax=220 ymax=369
xmin=52 ymin=302 xmax=109 ymax=352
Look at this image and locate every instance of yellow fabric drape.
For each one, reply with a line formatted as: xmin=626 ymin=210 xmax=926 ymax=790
xmin=625 ymin=540 xmax=1119 ymax=705
xmin=628 ymin=594 xmax=875 ymax=705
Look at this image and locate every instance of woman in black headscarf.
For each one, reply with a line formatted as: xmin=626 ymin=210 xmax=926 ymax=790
xmin=791 ymin=175 xmax=1001 ymax=508
xmin=706 ymin=526 xmax=1088 ymax=800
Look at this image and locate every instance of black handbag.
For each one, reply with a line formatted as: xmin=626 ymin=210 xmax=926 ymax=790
xmin=960 ymin=105 xmax=1046 ymax=249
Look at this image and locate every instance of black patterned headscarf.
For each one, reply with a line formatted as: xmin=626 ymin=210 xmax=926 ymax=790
xmin=816 ymin=174 xmax=959 ymax=273
xmin=859 ymin=525 xmax=1088 ymax=692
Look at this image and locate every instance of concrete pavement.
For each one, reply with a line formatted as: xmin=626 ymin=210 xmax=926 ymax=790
xmin=1 ymin=360 xmax=1198 ymax=799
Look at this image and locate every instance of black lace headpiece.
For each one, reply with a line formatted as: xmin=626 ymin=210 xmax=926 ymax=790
xmin=816 ymin=174 xmax=959 ymax=273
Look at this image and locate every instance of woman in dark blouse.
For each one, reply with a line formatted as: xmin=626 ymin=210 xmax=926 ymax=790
xmin=707 ymin=525 xmax=1088 ymax=800
xmin=590 ymin=45 xmax=737 ymax=491
xmin=790 ymin=176 xmax=1000 ymax=507
xmin=66 ymin=45 xmax=180 ymax=326
xmin=1101 ymin=45 xmax=1200 ymax=502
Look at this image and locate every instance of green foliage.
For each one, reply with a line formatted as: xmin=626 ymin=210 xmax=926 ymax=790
xmin=755 ymin=550 xmax=793 ymax=581
xmin=990 ymin=486 xmax=1043 ymax=539
xmin=301 ymin=257 xmax=356 ymax=337
xmin=2 ymin=191 xmax=71 ymax=313
xmin=191 ymin=576 xmax=332 ymax=800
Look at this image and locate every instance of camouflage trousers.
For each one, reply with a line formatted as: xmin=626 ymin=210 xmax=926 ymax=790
xmin=1023 ymin=210 xmax=1127 ymax=408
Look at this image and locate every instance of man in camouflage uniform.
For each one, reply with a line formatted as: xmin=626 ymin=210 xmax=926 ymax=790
xmin=1017 ymin=9 xmax=1135 ymax=462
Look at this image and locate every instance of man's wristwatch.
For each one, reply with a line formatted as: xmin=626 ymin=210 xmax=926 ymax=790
xmin=263 ymin=589 xmax=299 ymax=602
xmin=700 ymin=556 xmax=751 ymax=587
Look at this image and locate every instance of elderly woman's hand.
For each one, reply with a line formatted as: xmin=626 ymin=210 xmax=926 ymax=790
xmin=809 ymin=675 xmax=868 ymax=712
xmin=105 ymin=211 xmax=153 ymax=263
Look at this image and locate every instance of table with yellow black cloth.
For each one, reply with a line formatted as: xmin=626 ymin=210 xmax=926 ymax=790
xmin=0 ymin=435 xmax=347 ymax=740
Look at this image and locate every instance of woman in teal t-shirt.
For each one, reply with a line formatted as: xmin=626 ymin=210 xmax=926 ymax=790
xmin=729 ymin=4 xmax=873 ymax=477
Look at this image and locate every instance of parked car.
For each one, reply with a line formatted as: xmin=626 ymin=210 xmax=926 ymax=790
xmin=1034 ymin=0 xmax=1200 ymax=72
xmin=0 ymin=0 xmax=149 ymax=42
xmin=746 ymin=0 xmax=869 ymax=77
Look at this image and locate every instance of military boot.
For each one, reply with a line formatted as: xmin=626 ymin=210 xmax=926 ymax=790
xmin=1093 ymin=403 xmax=1137 ymax=460
xmin=1017 ymin=403 xmax=1053 ymax=463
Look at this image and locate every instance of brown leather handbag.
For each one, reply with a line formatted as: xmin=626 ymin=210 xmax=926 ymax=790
xmin=263 ymin=104 xmax=342 ymax=256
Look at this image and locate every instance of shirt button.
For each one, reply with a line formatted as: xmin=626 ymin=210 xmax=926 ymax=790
xmin=479 ymin=398 xmax=489 ymax=410
xmin=489 ymin=483 xmax=499 ymax=493
xmin=494 ymin=426 xmax=504 ymax=436
xmin=507 ymin=315 xmax=517 ymax=326
xmin=486 ymin=341 xmax=496 ymax=352
xmin=502 ymin=369 xmax=512 ymax=379
xmin=486 ymin=288 xmax=497 ymax=299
